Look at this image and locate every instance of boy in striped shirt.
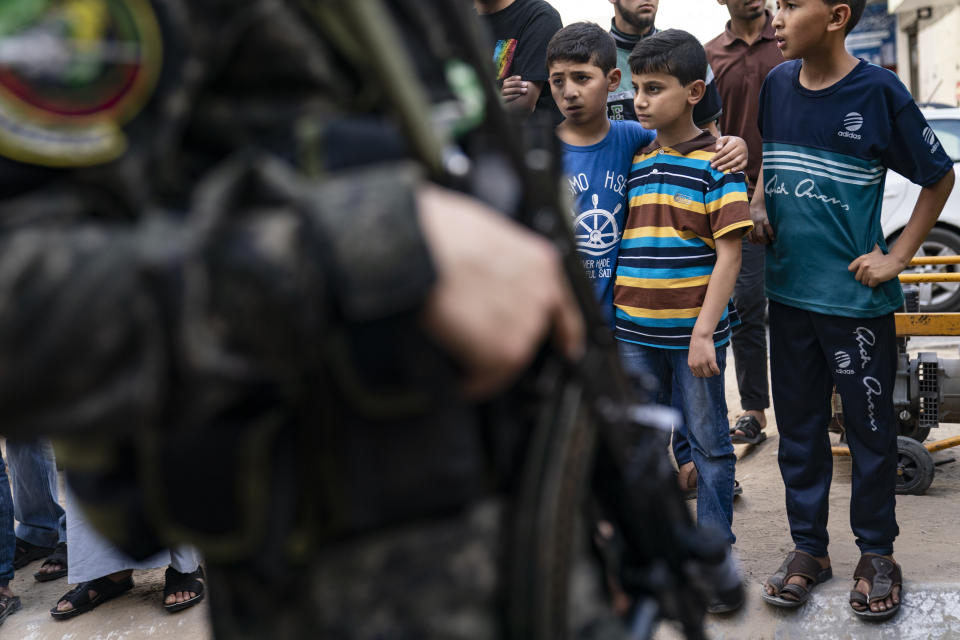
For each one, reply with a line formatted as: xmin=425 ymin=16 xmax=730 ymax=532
xmin=614 ymin=29 xmax=753 ymax=551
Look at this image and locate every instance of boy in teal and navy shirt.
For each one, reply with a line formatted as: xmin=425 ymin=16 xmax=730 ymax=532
xmin=613 ymin=29 xmax=753 ymax=566
xmin=754 ymin=0 xmax=954 ymax=620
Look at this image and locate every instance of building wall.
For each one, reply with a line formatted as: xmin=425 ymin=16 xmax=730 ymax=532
xmin=895 ymin=3 xmax=960 ymax=104
xmin=895 ymin=13 xmax=913 ymax=94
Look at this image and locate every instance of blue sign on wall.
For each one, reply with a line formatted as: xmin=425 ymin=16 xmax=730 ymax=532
xmin=847 ymin=2 xmax=897 ymax=70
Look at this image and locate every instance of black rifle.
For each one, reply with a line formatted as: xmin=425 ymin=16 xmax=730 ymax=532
xmin=310 ymin=2 xmax=743 ymax=638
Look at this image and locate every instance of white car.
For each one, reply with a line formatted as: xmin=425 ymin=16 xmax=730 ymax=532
xmin=881 ymin=107 xmax=960 ymax=311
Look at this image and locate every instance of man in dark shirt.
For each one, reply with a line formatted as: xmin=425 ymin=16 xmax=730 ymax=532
xmin=705 ymin=0 xmax=783 ymax=444
xmin=606 ymin=0 xmax=723 ymax=133
xmin=475 ymin=0 xmax=563 ymax=123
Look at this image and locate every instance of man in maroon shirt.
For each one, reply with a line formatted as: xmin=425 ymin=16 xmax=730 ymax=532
xmin=705 ymin=0 xmax=783 ymax=445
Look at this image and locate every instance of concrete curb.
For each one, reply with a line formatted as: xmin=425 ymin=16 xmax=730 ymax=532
xmin=657 ymin=582 xmax=960 ymax=640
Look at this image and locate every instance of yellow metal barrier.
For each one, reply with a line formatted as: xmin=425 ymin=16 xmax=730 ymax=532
xmin=833 ymin=435 xmax=960 ymax=457
xmin=896 ymin=258 xmax=960 ymax=336
xmin=909 ymin=256 xmax=960 ymax=266
xmin=895 ymin=313 xmax=960 ymax=336
xmin=899 ymin=273 xmax=960 ymax=283
xmin=927 ymin=435 xmax=960 ymax=453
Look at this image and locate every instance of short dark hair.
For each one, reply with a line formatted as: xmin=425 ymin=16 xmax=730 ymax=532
xmin=628 ymin=29 xmax=706 ymax=86
xmin=824 ymin=0 xmax=866 ymax=34
xmin=546 ymin=22 xmax=617 ymax=73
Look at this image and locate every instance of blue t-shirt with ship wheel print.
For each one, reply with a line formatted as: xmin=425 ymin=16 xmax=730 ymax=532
xmin=562 ymin=119 xmax=656 ymax=325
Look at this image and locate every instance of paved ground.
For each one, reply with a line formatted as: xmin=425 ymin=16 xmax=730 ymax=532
xmin=3 ymin=561 xmax=211 ymax=639
xmin=656 ymin=335 xmax=960 ymax=639
xmin=3 ymin=337 xmax=959 ymax=639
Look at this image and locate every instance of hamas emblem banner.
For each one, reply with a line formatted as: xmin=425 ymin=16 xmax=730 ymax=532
xmin=0 ymin=0 xmax=163 ymax=166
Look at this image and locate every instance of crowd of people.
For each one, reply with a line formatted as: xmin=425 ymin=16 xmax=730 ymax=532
xmin=0 ymin=0 xmax=955 ymax=634
xmin=480 ymin=0 xmax=953 ymax=622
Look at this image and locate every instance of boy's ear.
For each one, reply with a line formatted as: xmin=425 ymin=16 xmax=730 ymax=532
xmin=607 ymin=67 xmax=622 ymax=92
xmin=686 ymin=79 xmax=706 ymax=106
xmin=826 ymin=2 xmax=852 ymax=34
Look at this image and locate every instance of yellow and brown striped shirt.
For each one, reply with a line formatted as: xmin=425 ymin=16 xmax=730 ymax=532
xmin=614 ymin=132 xmax=752 ymax=349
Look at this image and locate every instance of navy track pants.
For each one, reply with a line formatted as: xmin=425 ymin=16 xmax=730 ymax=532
xmin=769 ymin=301 xmax=899 ymax=557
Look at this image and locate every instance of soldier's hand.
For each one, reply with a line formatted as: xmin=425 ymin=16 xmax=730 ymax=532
xmin=418 ymin=184 xmax=585 ymax=398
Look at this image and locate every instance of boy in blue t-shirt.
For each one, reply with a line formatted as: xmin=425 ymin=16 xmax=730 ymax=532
xmin=753 ymin=0 xmax=955 ymax=619
xmin=546 ymin=22 xmax=747 ymax=325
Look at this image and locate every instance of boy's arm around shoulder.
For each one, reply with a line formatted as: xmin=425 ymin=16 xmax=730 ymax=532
xmin=849 ymin=165 xmax=955 ymax=288
xmin=711 ymin=136 xmax=748 ymax=173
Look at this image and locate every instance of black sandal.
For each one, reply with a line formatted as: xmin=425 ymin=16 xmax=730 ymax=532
xmin=50 ymin=574 xmax=134 ymax=620
xmin=34 ymin=542 xmax=67 ymax=582
xmin=0 ymin=593 xmax=21 ymax=627
xmin=163 ymin=566 xmax=205 ymax=613
xmin=849 ymin=554 xmax=902 ymax=621
xmin=13 ymin=537 xmax=53 ymax=569
xmin=730 ymin=415 xmax=767 ymax=445
xmin=761 ymin=550 xmax=832 ymax=608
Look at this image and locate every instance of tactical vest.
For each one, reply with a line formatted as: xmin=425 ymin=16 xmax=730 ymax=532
xmin=0 ymin=0 xmax=525 ymax=567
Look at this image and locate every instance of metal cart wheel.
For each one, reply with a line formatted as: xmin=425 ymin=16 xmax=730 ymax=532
xmin=895 ymin=436 xmax=935 ymax=495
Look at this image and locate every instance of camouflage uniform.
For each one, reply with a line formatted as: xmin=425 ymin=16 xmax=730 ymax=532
xmin=207 ymin=498 xmax=621 ymax=639
xmin=0 ymin=1 xmax=623 ymax=638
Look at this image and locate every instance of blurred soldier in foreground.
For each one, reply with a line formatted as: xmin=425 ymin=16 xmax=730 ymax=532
xmin=0 ymin=1 xmax=737 ymax=638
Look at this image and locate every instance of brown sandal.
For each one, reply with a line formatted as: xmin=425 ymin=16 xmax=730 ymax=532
xmin=849 ymin=554 xmax=902 ymax=621
xmin=761 ymin=550 xmax=832 ymax=608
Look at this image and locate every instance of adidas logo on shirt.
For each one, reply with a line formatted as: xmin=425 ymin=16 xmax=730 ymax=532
xmin=837 ymin=112 xmax=863 ymax=140
xmin=922 ymin=126 xmax=941 ymax=154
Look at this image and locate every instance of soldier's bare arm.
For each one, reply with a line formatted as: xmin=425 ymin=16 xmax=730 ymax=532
xmin=418 ymin=183 xmax=584 ymax=397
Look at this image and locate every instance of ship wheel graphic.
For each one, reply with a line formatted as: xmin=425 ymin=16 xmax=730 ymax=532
xmin=574 ymin=194 xmax=620 ymax=256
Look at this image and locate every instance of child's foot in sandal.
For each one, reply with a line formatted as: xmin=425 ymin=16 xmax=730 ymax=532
xmin=849 ymin=554 xmax=902 ymax=621
xmin=761 ymin=550 xmax=832 ymax=608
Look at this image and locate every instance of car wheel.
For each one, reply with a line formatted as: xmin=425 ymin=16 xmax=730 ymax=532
xmin=899 ymin=227 xmax=960 ymax=312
